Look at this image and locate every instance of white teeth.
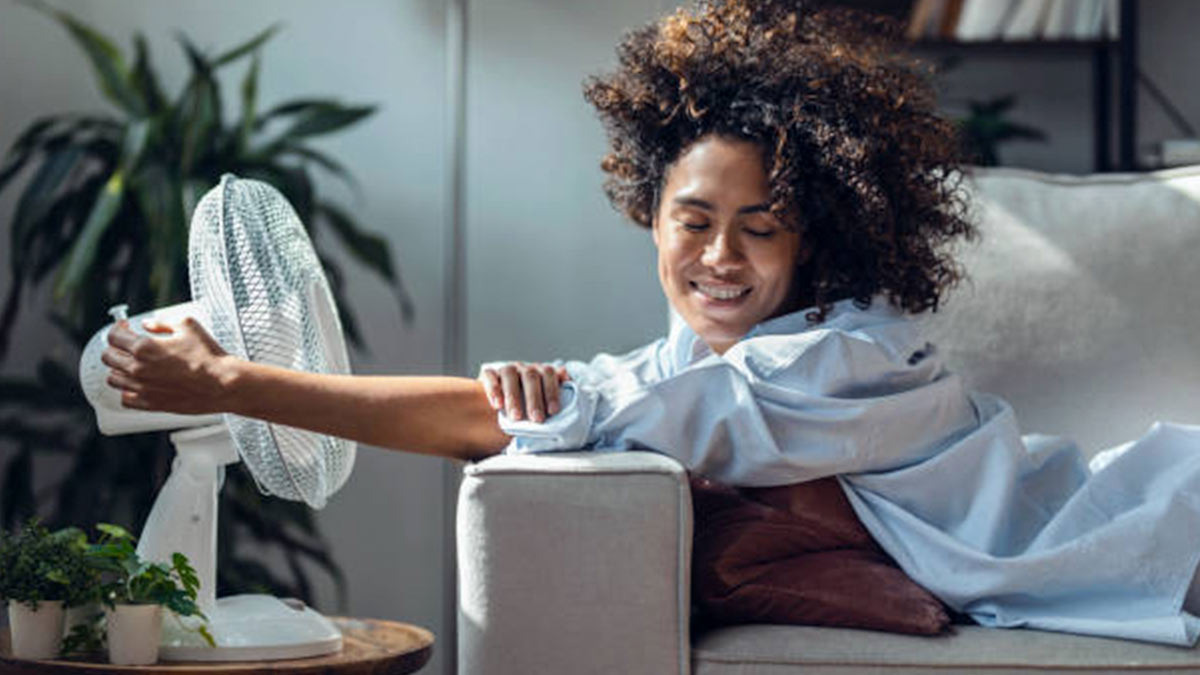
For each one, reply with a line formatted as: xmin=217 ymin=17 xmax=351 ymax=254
xmin=694 ymin=283 xmax=749 ymax=300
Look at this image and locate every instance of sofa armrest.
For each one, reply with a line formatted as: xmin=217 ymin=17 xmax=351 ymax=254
xmin=456 ymin=450 xmax=693 ymax=675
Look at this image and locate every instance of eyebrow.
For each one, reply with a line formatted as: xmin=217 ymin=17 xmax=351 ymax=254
xmin=672 ymin=196 xmax=772 ymax=215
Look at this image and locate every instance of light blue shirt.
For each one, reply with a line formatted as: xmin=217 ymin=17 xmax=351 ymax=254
xmin=494 ymin=298 xmax=1200 ymax=645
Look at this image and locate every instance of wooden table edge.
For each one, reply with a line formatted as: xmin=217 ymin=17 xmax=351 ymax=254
xmin=0 ymin=616 xmax=434 ymax=674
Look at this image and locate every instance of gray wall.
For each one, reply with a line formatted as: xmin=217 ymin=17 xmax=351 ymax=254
xmin=2 ymin=2 xmax=1199 ymax=674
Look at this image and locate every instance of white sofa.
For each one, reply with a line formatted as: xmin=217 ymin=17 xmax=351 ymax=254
xmin=456 ymin=165 xmax=1200 ymax=674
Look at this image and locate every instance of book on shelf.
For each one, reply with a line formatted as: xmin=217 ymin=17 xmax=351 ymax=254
xmin=907 ymin=0 xmax=1118 ymax=42
xmin=954 ymin=0 xmax=1020 ymax=41
xmin=1041 ymin=0 xmax=1078 ymax=39
xmin=1002 ymin=0 xmax=1053 ymax=40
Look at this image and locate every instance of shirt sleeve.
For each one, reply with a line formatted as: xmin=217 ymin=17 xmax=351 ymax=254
xmin=486 ymin=326 xmax=977 ymax=484
xmin=582 ymin=329 xmax=979 ymax=486
xmin=479 ymin=357 xmax=611 ymax=455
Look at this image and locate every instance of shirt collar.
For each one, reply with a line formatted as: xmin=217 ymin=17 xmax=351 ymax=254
xmin=666 ymin=296 xmax=898 ymax=371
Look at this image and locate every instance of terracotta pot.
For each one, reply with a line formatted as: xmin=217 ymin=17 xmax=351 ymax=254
xmin=7 ymin=600 xmax=65 ymax=659
xmin=105 ymin=604 xmax=162 ymax=665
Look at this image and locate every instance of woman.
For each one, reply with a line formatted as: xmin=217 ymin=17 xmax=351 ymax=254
xmin=104 ymin=0 xmax=1200 ymax=645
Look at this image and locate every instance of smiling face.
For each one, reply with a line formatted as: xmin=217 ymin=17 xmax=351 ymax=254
xmin=652 ymin=135 xmax=808 ymax=355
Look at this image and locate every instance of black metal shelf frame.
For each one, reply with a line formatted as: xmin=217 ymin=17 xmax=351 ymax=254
xmin=913 ymin=0 xmax=1138 ymax=172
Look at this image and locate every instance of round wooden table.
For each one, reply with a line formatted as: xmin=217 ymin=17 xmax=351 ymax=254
xmin=0 ymin=617 xmax=433 ymax=674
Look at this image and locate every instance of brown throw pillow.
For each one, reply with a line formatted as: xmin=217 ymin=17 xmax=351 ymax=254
xmin=689 ymin=473 xmax=952 ymax=635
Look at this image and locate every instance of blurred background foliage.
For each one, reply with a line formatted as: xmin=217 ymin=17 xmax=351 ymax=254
xmin=0 ymin=1 xmax=412 ymax=609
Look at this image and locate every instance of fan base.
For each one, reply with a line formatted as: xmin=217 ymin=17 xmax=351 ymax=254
xmin=160 ymin=594 xmax=342 ymax=662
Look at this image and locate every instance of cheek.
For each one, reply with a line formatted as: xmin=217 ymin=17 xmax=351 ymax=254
xmin=759 ymin=240 xmax=802 ymax=292
xmin=659 ymin=234 xmax=694 ymax=277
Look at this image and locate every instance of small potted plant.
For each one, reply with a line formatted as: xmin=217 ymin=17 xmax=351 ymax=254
xmin=87 ymin=523 xmax=213 ymax=665
xmin=0 ymin=520 xmax=94 ymax=659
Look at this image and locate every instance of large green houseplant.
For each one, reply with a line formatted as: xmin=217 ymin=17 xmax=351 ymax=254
xmin=0 ymin=3 xmax=412 ymax=609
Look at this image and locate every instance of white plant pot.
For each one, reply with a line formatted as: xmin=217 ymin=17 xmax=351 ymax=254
xmin=7 ymin=600 xmax=65 ymax=660
xmin=105 ymin=604 xmax=162 ymax=666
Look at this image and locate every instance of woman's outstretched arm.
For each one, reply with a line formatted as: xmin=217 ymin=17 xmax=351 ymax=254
xmin=102 ymin=318 xmax=510 ymax=462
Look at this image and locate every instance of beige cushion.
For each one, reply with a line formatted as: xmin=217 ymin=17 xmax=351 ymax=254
xmin=922 ymin=165 xmax=1200 ymax=456
xmin=693 ymin=624 xmax=1200 ymax=674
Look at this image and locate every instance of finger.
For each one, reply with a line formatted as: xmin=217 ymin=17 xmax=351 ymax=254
xmin=106 ymin=321 xmax=140 ymax=351
xmin=499 ymin=366 xmax=524 ymax=420
xmin=557 ymin=366 xmax=571 ymax=382
xmin=101 ymin=348 xmax=137 ymax=374
xmin=142 ymin=319 xmax=174 ymax=335
xmin=540 ymin=366 xmax=560 ymax=416
xmin=120 ymin=390 xmax=152 ymax=410
xmin=520 ymin=367 xmax=546 ymax=422
xmin=479 ymin=369 xmax=503 ymax=409
xmin=107 ymin=372 xmax=143 ymax=393
xmin=182 ymin=316 xmax=224 ymax=354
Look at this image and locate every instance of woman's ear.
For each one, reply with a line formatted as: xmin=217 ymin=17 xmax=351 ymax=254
xmin=650 ymin=212 xmax=662 ymax=248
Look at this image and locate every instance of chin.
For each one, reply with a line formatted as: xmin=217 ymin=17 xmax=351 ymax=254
xmin=692 ymin=322 xmax=749 ymax=350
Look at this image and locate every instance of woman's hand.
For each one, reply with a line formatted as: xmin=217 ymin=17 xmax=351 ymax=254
xmin=478 ymin=362 xmax=571 ymax=423
xmin=102 ymin=317 xmax=238 ymax=415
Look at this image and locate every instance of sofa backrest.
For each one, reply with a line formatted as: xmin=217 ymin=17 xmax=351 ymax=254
xmin=920 ymin=165 xmax=1200 ymax=457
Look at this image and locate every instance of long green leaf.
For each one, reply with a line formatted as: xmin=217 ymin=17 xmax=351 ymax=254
xmin=20 ymin=0 xmax=143 ymax=116
xmin=133 ymin=165 xmax=186 ymax=305
xmin=131 ymin=33 xmax=166 ymax=114
xmin=214 ymin=23 xmax=282 ymax=68
xmin=31 ymin=174 xmax=109 ymax=284
xmin=0 ymin=117 xmax=61 ymax=196
xmin=316 ymin=253 xmax=363 ymax=348
xmin=259 ymin=102 xmax=375 ymax=144
xmin=256 ymin=98 xmax=339 ymax=122
xmin=0 ymin=278 xmax=25 ymax=363
xmin=286 ymin=103 xmax=376 ymax=139
xmin=281 ymin=144 xmax=359 ymax=194
xmin=175 ymin=34 xmax=221 ymax=174
xmin=317 ymin=203 xmax=414 ymax=322
xmin=316 ymin=202 xmax=394 ymax=281
xmin=3 ymin=115 xmax=122 ymax=193
xmin=53 ymin=171 xmax=126 ymax=301
xmin=10 ymin=144 xmax=85 ymax=274
xmin=238 ymin=52 xmax=260 ymax=152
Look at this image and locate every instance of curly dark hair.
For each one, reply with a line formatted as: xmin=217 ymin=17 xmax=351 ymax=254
xmin=583 ymin=0 xmax=976 ymax=322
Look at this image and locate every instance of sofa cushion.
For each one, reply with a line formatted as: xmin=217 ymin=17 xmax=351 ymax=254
xmin=921 ymin=165 xmax=1200 ymax=457
xmin=692 ymin=624 xmax=1200 ymax=674
xmin=689 ymin=475 xmax=950 ymax=635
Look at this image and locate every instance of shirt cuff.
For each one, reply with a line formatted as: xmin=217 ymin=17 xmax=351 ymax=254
xmin=497 ymin=380 xmax=598 ymax=454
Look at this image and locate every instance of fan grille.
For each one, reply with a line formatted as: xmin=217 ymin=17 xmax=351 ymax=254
xmin=189 ymin=175 xmax=355 ymax=508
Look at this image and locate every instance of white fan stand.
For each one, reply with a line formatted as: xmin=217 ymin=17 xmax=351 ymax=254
xmin=81 ymin=301 xmax=342 ymax=662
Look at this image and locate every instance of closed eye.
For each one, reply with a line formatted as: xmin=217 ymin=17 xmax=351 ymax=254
xmin=681 ymin=222 xmax=709 ymax=232
xmin=744 ymin=227 xmax=776 ymax=238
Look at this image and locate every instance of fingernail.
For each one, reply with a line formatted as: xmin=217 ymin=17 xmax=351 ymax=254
xmin=532 ymin=411 xmax=543 ymax=422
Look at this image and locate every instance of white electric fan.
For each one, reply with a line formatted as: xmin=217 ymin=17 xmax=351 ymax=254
xmin=78 ymin=174 xmax=357 ymax=661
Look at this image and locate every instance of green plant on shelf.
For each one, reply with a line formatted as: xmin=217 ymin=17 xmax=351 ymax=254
xmin=956 ymin=93 xmax=1048 ymax=166
xmin=0 ymin=519 xmax=95 ymax=611
xmin=86 ymin=523 xmax=216 ymax=647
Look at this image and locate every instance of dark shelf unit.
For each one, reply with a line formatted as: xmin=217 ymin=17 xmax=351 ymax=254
xmin=909 ymin=0 xmax=1138 ymax=172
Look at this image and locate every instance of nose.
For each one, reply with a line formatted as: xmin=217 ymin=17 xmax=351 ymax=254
xmin=700 ymin=230 xmax=743 ymax=270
